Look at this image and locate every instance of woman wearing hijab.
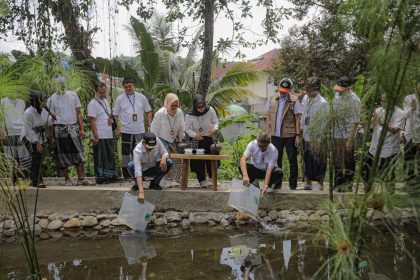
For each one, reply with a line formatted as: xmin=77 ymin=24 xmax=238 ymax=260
xmin=150 ymin=93 xmax=185 ymax=152
xmin=21 ymin=90 xmax=50 ymax=188
xmin=185 ymin=95 xmax=219 ymax=188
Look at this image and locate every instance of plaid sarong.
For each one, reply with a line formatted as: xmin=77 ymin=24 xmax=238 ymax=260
xmin=93 ymin=139 xmax=118 ymax=180
xmin=54 ymin=124 xmax=84 ymax=168
xmin=2 ymin=135 xmax=32 ymax=172
xmin=121 ymin=133 xmax=143 ymax=168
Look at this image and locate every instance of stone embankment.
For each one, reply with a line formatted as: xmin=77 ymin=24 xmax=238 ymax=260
xmin=1 ymin=207 xmax=417 ymax=242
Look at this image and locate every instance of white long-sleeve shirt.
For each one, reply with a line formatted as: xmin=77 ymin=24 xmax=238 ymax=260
xmin=133 ymin=139 xmax=168 ymax=177
xmin=150 ymin=107 xmax=185 ymax=143
xmin=185 ymin=107 xmax=219 ymax=138
xmin=300 ymin=94 xmax=330 ymax=142
xmin=21 ymin=107 xmax=49 ymax=144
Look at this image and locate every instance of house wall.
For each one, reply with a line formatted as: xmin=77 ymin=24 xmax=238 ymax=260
xmin=241 ymin=72 xmax=276 ymax=114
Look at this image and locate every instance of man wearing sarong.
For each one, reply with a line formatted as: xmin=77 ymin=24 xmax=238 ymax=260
xmin=332 ymin=76 xmax=361 ymax=192
xmin=0 ymin=96 xmax=31 ymax=183
xmin=47 ymin=77 xmax=90 ymax=186
xmin=113 ymin=77 xmax=153 ymax=179
xmin=88 ymin=82 xmax=118 ymax=184
xmin=300 ymin=77 xmax=329 ymax=191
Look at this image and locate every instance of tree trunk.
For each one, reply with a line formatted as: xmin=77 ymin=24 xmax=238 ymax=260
xmin=49 ymin=0 xmax=93 ymax=64
xmin=196 ymin=0 xmax=214 ymax=98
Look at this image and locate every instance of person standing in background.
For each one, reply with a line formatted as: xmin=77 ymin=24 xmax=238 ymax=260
xmin=113 ymin=77 xmax=153 ymax=179
xmin=266 ymin=78 xmax=302 ymax=190
xmin=88 ymin=82 xmax=118 ymax=184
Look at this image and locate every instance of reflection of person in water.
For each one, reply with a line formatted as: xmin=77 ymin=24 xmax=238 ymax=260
xmin=139 ymin=258 xmax=148 ymax=280
xmin=220 ymin=244 xmax=261 ymax=280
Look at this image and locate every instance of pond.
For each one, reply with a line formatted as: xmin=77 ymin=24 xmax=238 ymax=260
xmin=1 ymin=225 xmax=419 ymax=280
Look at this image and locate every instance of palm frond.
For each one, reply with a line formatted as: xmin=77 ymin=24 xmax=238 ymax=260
xmin=0 ymin=71 xmax=29 ymax=100
xmin=0 ymin=0 xmax=10 ymax=18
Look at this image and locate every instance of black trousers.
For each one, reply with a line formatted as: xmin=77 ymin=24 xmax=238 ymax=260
xmin=271 ymin=136 xmax=298 ymax=189
xmin=190 ymin=136 xmax=219 ymax=182
xmin=30 ymin=143 xmax=44 ymax=186
xmin=333 ymin=141 xmax=356 ymax=188
xmin=239 ymin=163 xmax=283 ymax=188
xmin=404 ymin=140 xmax=419 ymax=185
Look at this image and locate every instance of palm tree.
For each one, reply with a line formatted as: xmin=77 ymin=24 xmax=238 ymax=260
xmin=0 ymin=0 xmax=10 ymax=18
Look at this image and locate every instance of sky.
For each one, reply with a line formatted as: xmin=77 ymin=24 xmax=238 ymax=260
xmin=0 ymin=1 xmax=301 ymax=62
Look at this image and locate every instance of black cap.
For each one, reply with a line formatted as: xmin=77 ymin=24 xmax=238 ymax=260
xmin=143 ymin=132 xmax=157 ymax=148
xmin=278 ymin=78 xmax=293 ymax=92
xmin=334 ymin=76 xmax=354 ymax=91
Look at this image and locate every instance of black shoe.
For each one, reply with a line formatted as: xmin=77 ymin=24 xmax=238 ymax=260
xmin=149 ymin=183 xmax=162 ymax=190
xmin=131 ymin=184 xmax=139 ymax=191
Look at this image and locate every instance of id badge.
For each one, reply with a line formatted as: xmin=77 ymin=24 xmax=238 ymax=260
xmin=305 ymin=116 xmax=310 ymax=126
xmin=132 ymin=113 xmax=138 ymax=121
xmin=107 ymin=118 xmax=113 ymax=126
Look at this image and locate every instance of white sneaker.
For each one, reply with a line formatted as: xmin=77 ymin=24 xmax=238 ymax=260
xmin=160 ymin=179 xmax=172 ymax=188
xmin=303 ymin=183 xmax=313 ymax=190
xmin=205 ymin=179 xmax=213 ymax=187
xmin=199 ymin=181 xmax=208 ymax=188
xmin=313 ymin=183 xmax=323 ymax=191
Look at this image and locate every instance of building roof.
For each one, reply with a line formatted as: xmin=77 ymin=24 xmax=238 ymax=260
xmin=212 ymin=49 xmax=280 ymax=80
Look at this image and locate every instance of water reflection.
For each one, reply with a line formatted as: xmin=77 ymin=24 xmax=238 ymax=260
xmin=119 ymin=231 xmax=157 ymax=280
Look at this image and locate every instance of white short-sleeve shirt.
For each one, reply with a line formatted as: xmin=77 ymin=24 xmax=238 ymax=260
xmin=112 ymin=91 xmax=152 ymax=134
xmin=1 ymin=97 xmax=26 ymax=136
xmin=47 ymin=91 xmax=81 ymax=125
xmin=369 ymin=107 xmax=405 ymax=158
xmin=333 ymin=90 xmax=361 ymax=139
xmin=88 ymin=98 xmax=114 ymax=139
xmin=244 ymin=140 xmax=278 ymax=170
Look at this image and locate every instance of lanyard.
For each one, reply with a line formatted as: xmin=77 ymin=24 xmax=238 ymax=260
xmin=126 ymin=93 xmax=136 ymax=112
xmin=95 ymin=98 xmax=111 ymax=117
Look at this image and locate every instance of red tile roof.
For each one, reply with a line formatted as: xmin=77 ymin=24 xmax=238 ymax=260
xmin=212 ymin=49 xmax=280 ymax=80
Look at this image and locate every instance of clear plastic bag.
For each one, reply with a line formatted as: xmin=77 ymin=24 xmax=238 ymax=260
xmin=118 ymin=192 xmax=155 ymax=232
xmin=228 ymin=178 xmax=260 ymax=217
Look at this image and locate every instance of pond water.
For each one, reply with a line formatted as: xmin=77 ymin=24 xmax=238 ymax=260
xmin=1 ymin=225 xmax=419 ymax=280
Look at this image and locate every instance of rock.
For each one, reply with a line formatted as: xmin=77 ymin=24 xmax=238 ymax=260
xmin=82 ymin=216 xmax=98 ymax=227
xmin=0 ymin=222 xmax=3 ymax=233
xmin=235 ymin=212 xmax=251 ymax=221
xmin=180 ymin=211 xmax=189 ymax=218
xmin=93 ymin=225 xmax=102 ymax=230
xmin=96 ymin=214 xmax=108 ymax=220
xmin=32 ymin=224 xmax=42 ymax=234
xmin=223 ymin=213 xmax=236 ymax=222
xmin=268 ymin=210 xmax=278 ymax=220
xmin=100 ymin=220 xmax=111 ymax=227
xmin=49 ymin=231 xmax=63 ymax=239
xmin=38 ymin=219 xmax=49 ymax=229
xmin=220 ymin=218 xmax=230 ymax=227
xmin=64 ymin=218 xmax=81 ymax=229
xmin=209 ymin=213 xmax=223 ymax=222
xmin=164 ymin=211 xmax=182 ymax=222
xmin=297 ymin=213 xmax=308 ymax=221
xmin=371 ymin=211 xmax=384 ymax=221
xmin=84 ymin=231 xmax=98 ymax=238
xmin=154 ymin=217 xmax=167 ymax=226
xmin=47 ymin=220 xmax=63 ymax=230
xmin=108 ymin=214 xmax=118 ymax=219
xmin=37 ymin=214 xmax=49 ymax=219
xmin=48 ymin=214 xmax=60 ymax=221
xmin=235 ymin=220 xmax=248 ymax=225
xmin=278 ymin=210 xmax=290 ymax=219
xmin=154 ymin=212 xmax=164 ymax=218
xmin=111 ymin=218 xmax=124 ymax=226
xmin=208 ymin=220 xmax=217 ymax=227
xmin=167 ymin=222 xmax=178 ymax=228
xmin=3 ymin=220 xmax=15 ymax=230
xmin=286 ymin=214 xmax=299 ymax=223
xmin=275 ymin=218 xmax=286 ymax=224
xmin=317 ymin=210 xmax=327 ymax=216
xmin=4 ymin=229 xmax=15 ymax=236
xmin=308 ymin=212 xmax=321 ymax=222
xmin=180 ymin=219 xmax=191 ymax=229
xmin=189 ymin=212 xmax=210 ymax=224
xmin=39 ymin=232 xmax=50 ymax=239
xmin=262 ymin=216 xmax=272 ymax=223
xmin=28 ymin=215 xmax=40 ymax=225
xmin=401 ymin=211 xmax=410 ymax=219
xmin=99 ymin=228 xmax=110 ymax=234
xmin=258 ymin=210 xmax=267 ymax=218
xmin=366 ymin=209 xmax=374 ymax=219
xmin=321 ymin=215 xmax=329 ymax=222
xmin=63 ymin=230 xmax=80 ymax=238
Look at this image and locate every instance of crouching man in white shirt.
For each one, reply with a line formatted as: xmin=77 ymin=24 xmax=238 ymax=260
xmin=239 ymin=132 xmax=283 ymax=195
xmin=127 ymin=132 xmax=173 ymax=201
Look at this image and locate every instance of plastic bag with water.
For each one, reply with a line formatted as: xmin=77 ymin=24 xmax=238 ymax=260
xmin=119 ymin=231 xmax=157 ymax=265
xmin=118 ymin=192 xmax=155 ymax=232
xmin=228 ymin=178 xmax=260 ymax=217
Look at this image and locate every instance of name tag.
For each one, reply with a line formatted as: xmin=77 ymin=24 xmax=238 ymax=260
xmin=107 ymin=118 xmax=113 ymax=126
xmin=132 ymin=113 xmax=138 ymax=121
